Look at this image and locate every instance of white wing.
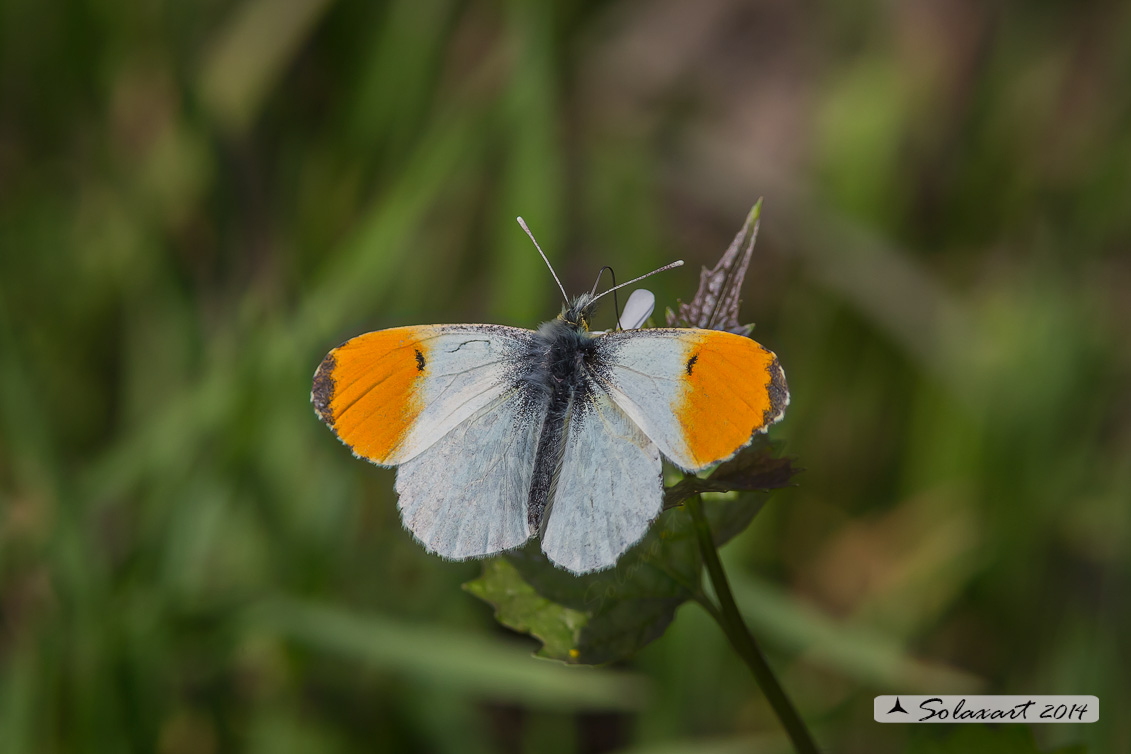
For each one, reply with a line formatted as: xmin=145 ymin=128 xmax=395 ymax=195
xmin=396 ymin=387 xmax=545 ymax=560
xmin=539 ymin=390 xmax=663 ymax=574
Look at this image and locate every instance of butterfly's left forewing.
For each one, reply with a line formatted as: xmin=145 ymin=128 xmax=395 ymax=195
xmin=593 ymin=328 xmax=789 ymax=472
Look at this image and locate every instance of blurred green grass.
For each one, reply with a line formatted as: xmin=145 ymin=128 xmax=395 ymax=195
xmin=1 ymin=1 xmax=1128 ymax=753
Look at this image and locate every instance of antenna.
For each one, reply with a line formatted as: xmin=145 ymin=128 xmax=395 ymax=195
xmin=589 ymin=266 xmax=612 ymax=297
xmin=517 ymin=217 xmax=568 ymax=304
xmin=592 ymin=260 xmax=684 ymax=302
xmin=589 ymin=265 xmax=624 ymax=329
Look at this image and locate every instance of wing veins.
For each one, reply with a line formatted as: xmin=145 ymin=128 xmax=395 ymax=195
xmin=334 ymin=366 xmax=409 ymax=419
xmin=335 ymin=352 xmax=508 ymax=421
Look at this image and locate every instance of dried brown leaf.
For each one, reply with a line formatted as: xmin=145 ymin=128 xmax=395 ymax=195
xmin=667 ymin=199 xmax=762 ymax=333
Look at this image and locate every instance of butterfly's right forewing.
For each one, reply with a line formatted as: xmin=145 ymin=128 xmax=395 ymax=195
xmin=313 ymin=324 xmax=535 ymax=465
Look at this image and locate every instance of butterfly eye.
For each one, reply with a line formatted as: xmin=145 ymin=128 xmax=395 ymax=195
xmin=618 ymin=289 xmax=655 ymax=330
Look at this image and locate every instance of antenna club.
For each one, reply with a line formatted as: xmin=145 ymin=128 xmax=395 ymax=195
xmin=592 ymin=259 xmax=685 ymax=302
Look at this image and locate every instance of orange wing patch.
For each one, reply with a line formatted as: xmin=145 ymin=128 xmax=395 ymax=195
xmin=676 ymin=331 xmax=788 ymax=468
xmin=312 ymin=326 xmax=432 ymax=464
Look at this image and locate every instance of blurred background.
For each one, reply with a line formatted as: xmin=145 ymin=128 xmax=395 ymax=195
xmin=1 ymin=0 xmax=1128 ymax=752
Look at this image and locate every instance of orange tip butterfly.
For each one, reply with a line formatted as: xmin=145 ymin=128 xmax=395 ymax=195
xmin=312 ymin=219 xmax=788 ymax=574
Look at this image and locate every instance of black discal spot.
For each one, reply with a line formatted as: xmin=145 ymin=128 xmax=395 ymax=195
xmin=763 ymin=354 xmax=789 ymax=426
xmin=415 ymin=348 xmax=426 ymax=372
xmin=311 ymin=352 xmax=337 ymax=424
xmin=686 ymin=353 xmax=699 ymax=376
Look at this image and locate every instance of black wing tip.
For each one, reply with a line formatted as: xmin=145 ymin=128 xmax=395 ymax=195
xmin=763 ymin=353 xmax=790 ymax=428
xmin=311 ymin=351 xmax=337 ymax=425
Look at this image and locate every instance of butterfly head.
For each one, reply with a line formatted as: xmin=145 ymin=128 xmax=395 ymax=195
xmin=560 ymin=293 xmax=598 ymax=331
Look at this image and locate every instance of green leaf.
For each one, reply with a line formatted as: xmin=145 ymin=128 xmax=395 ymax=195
xmin=465 ymin=439 xmax=798 ymax=665
xmin=462 ymin=558 xmax=588 ymax=661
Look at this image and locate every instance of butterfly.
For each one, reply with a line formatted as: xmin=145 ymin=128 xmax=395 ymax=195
xmin=311 ymin=219 xmax=789 ymax=574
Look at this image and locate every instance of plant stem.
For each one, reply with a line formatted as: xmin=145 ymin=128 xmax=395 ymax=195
xmin=685 ymin=494 xmax=821 ymax=754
